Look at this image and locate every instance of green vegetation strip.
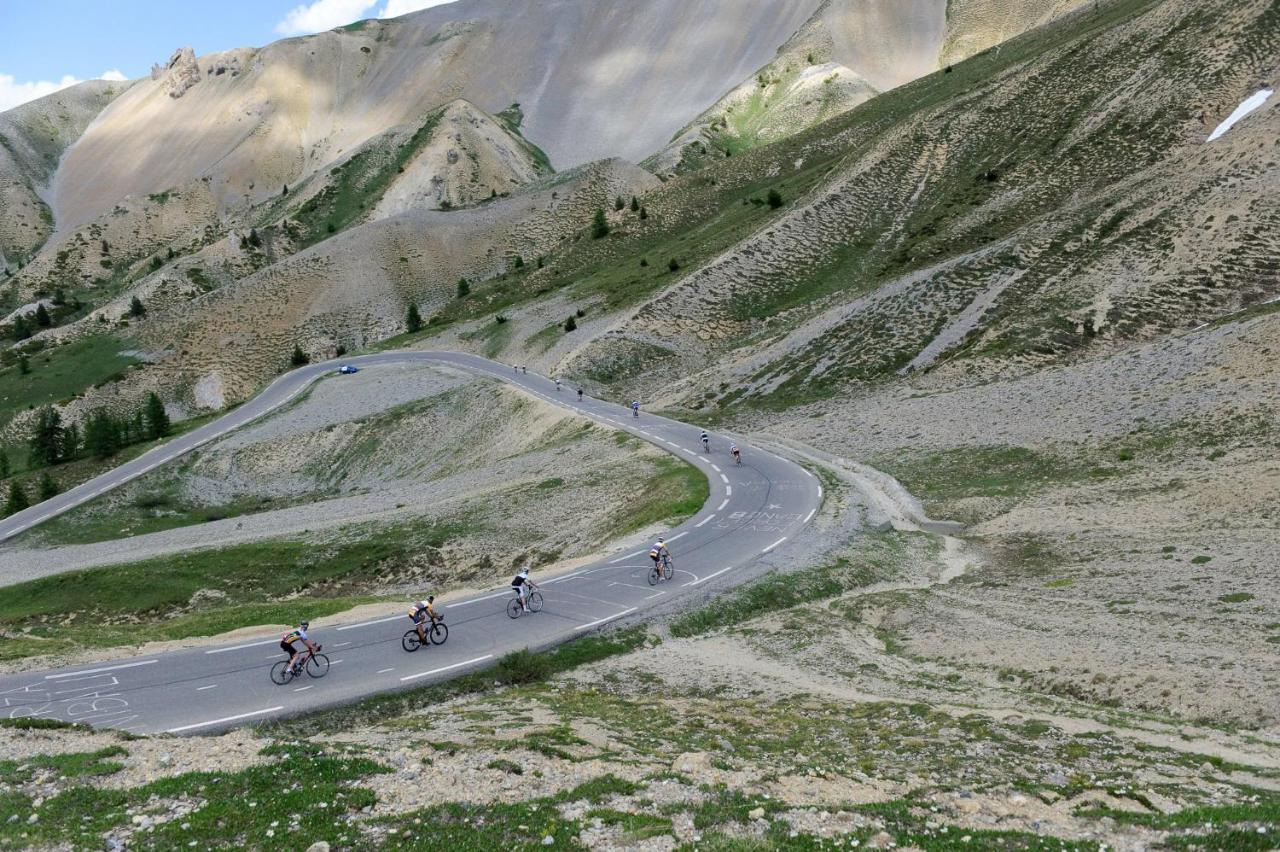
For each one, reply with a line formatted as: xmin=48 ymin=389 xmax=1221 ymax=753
xmin=669 ymin=542 xmax=896 ymax=638
xmin=0 ymin=335 xmax=136 ymax=431
xmin=264 ymin=626 xmax=650 ymax=736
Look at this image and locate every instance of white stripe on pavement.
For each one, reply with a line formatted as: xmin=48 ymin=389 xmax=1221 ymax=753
xmin=401 ymin=654 xmax=494 ymax=683
xmin=206 ymin=639 xmax=280 ymax=654
xmin=45 ymin=660 xmax=158 ymax=680
xmin=717 ymin=499 xmax=729 ymax=511
xmin=694 ymin=514 xmax=716 ymax=528
xmin=575 ymin=607 xmax=638 ymax=631
xmin=685 ymin=566 xmax=733 ymax=587
xmin=167 ymin=706 xmax=284 ymax=734
xmin=196 ymin=684 xmax=218 ymax=691
xmin=762 ymin=537 xmax=787 ymax=554
xmin=804 ymin=509 xmax=815 ymax=523
xmin=336 ymin=614 xmax=405 ymax=631
xmin=609 ymin=550 xmax=645 ymax=564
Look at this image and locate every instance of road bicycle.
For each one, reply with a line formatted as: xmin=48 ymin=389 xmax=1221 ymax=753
xmin=507 ymin=588 xmax=544 ymax=618
xmin=701 ymin=437 xmax=710 ymax=453
xmin=648 ymin=553 xmax=674 ymax=585
xmin=270 ymin=645 xmax=329 ymax=685
xmin=402 ymin=617 xmax=449 ymax=651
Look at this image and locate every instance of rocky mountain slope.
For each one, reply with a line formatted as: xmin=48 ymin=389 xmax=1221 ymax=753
xmin=0 ymin=80 xmax=130 ymax=268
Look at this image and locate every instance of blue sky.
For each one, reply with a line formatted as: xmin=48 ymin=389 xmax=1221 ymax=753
xmin=0 ymin=0 xmax=456 ymax=110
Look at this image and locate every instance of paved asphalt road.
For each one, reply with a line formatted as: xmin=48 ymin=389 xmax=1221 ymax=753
xmin=0 ymin=352 xmax=821 ymax=735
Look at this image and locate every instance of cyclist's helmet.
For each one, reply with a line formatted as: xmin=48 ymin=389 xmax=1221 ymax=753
xmin=657 ymin=537 xmax=665 ymax=545
xmin=427 ymin=595 xmax=434 ymax=603
xmin=300 ymin=620 xmax=309 ymax=629
xmin=519 ymin=567 xmax=530 ymax=578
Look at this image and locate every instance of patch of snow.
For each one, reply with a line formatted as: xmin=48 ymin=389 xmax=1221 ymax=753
xmin=1206 ymin=89 xmax=1273 ymax=142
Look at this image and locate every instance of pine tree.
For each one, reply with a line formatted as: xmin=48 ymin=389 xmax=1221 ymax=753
xmin=614 ymin=195 xmax=625 ymax=212
xmin=4 ymin=480 xmax=28 ymax=517
xmin=145 ymin=392 xmax=171 ymax=440
xmin=130 ymin=296 xmax=146 ymax=317
xmin=38 ymin=472 xmax=58 ymax=501
xmin=630 ymin=196 xmax=640 ymax=212
xmin=767 ymin=188 xmax=784 ymax=209
xmin=591 ymin=208 xmax=609 ymax=239
xmin=456 ymin=279 xmax=470 ymax=298
xmin=639 ymin=206 xmax=648 ymax=221
xmin=18 ymin=355 xmax=29 ymax=375
xmin=12 ymin=314 xmax=30 ymax=341
xmin=85 ymin=410 xmax=118 ymax=459
xmin=668 ymin=258 xmax=680 ymax=272
xmin=34 ymin=303 xmax=51 ymax=327
xmin=290 ymin=344 xmax=309 ymax=367
xmin=248 ymin=228 xmax=261 ymax=248
xmin=0 ymin=449 xmax=9 ymax=478
xmin=28 ymin=407 xmax=64 ymax=466
xmin=406 ymin=303 xmax=423 ymax=334
xmin=564 ymin=315 xmax=577 ymax=333
xmin=61 ymin=422 xmax=79 ymax=460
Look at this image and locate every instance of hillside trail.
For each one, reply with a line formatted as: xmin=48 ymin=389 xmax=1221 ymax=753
xmin=727 ymin=434 xmax=1280 ymax=774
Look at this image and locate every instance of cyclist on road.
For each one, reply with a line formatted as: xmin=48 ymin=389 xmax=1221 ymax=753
xmin=649 ymin=537 xmax=671 ymax=572
xmin=280 ymin=621 xmax=319 ymax=675
xmin=631 ymin=400 xmax=641 ymax=418
xmin=555 ymin=378 xmax=562 ymax=392
xmin=408 ymin=596 xmax=438 ymax=643
xmin=700 ymin=430 xmax=710 ymax=452
xmin=730 ymin=443 xmax=741 ymax=465
xmin=511 ymin=567 xmax=540 ymax=612
xmin=577 ymin=388 xmax=584 ymax=401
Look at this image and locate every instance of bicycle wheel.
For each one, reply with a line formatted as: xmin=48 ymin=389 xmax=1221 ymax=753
xmin=647 ymin=566 xmax=659 ymax=586
xmin=307 ymin=653 xmax=330 ymax=678
xmin=429 ymin=621 xmax=449 ymax=645
xmin=507 ymin=597 xmax=522 ymax=619
xmin=402 ymin=630 xmax=422 ymax=652
xmin=528 ymin=591 xmax=544 ymax=613
xmin=662 ymin=556 xmax=674 ymax=580
xmin=269 ymin=661 xmax=292 ymax=685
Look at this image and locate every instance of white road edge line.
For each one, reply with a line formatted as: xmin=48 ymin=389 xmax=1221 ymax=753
xmin=167 ymin=706 xmax=284 ymax=734
xmin=401 ymin=654 xmax=494 ymax=683
xmin=206 ymin=639 xmax=279 ymax=654
xmin=575 ymin=607 xmax=638 ymax=631
xmin=294 ymin=686 xmax=312 ymax=692
xmin=725 ymin=485 xmax=732 ymax=496
xmin=719 ymin=474 xmax=729 ymax=484
xmin=717 ymin=498 xmax=729 ymax=511
xmin=762 ymin=536 xmax=788 ymax=554
xmin=685 ymin=566 xmax=733 ymax=587
xmin=609 ymin=550 xmax=645 ymax=564
xmin=668 ymin=531 xmax=688 ymax=542
xmin=45 ymin=659 xmax=158 ymax=679
xmin=336 ymin=614 xmax=404 ymax=631
xmin=694 ymin=514 xmax=716 ymax=528
xmin=804 ymin=509 xmax=816 ymax=523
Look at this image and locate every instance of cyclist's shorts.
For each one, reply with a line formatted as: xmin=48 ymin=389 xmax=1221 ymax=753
xmin=649 ymin=550 xmax=661 ymax=560
xmin=280 ymin=640 xmax=297 ymax=654
xmin=409 ymin=611 xmax=426 ymax=624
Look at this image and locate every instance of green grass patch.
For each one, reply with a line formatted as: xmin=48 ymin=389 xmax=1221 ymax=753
xmin=0 ymin=745 xmax=127 ymax=784
xmin=0 ymin=519 xmax=462 ymax=662
xmin=601 ymin=455 xmax=708 ymax=542
xmin=0 ymin=335 xmax=136 ymax=431
xmin=0 ymin=742 xmax=387 ymax=849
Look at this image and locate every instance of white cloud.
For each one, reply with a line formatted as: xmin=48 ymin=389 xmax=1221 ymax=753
xmin=0 ymin=73 xmax=81 ymax=112
xmin=380 ymin=0 xmax=456 ymax=18
xmin=0 ymin=69 xmax=134 ymax=112
xmin=275 ymin=0 xmax=379 ymax=35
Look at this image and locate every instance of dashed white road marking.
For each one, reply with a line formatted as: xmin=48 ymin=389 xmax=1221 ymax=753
xmin=401 ymin=654 xmax=494 ymax=683
xmin=196 ymin=684 xmax=218 ymax=692
xmin=294 ymin=686 xmax=313 ymax=692
xmin=711 ymin=464 xmax=721 ymax=473
xmin=609 ymin=550 xmax=646 ymax=564
xmin=719 ymin=474 xmax=729 ymax=484
xmin=717 ymin=499 xmax=730 ymax=511
xmin=668 ymin=531 xmax=688 ymax=542
xmin=684 ymin=566 xmax=734 ymax=587
xmin=46 ymin=660 xmax=158 ymax=679
xmin=762 ymin=537 xmax=787 ymax=554
xmin=377 ymin=668 xmax=394 ymax=674
xmin=725 ymin=485 xmax=732 ymax=496
xmin=695 ymin=514 xmax=716 ymax=528
xmin=450 ymin=589 xmax=514 ymax=607
xmin=804 ymin=509 xmax=816 ymax=523
xmin=575 ymin=607 xmax=638 ymax=631
xmin=167 ymin=706 xmax=284 ymax=734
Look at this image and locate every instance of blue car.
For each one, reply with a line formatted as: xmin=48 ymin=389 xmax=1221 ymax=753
xmin=338 ymin=365 xmax=359 ymax=375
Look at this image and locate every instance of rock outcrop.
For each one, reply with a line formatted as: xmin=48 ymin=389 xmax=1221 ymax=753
xmin=151 ymin=47 xmax=201 ymax=98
